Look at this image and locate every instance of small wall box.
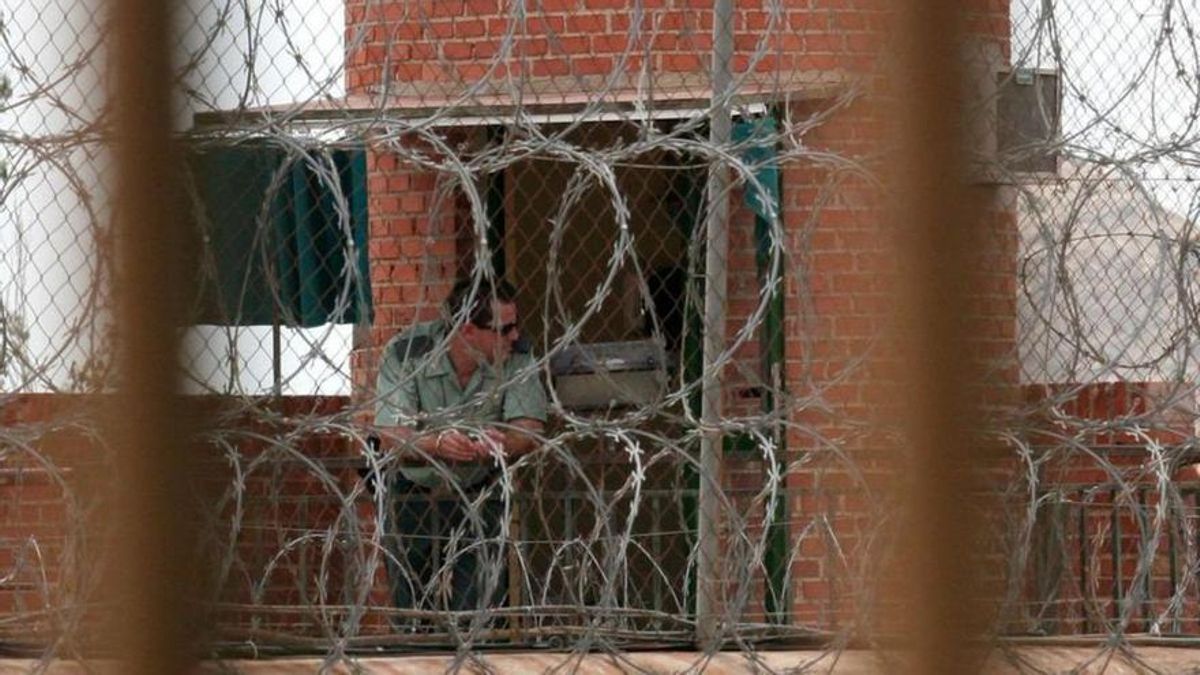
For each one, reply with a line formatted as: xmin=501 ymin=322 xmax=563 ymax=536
xmin=997 ymin=67 xmax=1060 ymax=175
xmin=549 ymin=340 xmax=668 ymax=410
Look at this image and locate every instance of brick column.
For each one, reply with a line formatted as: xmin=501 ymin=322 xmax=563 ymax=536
xmin=780 ymin=1 xmax=1019 ymax=626
xmin=349 ymin=148 xmax=464 ymax=633
xmin=350 ymin=150 xmax=461 ymax=404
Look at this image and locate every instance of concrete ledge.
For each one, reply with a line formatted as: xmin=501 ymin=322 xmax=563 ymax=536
xmin=2 ymin=647 xmax=1197 ymax=674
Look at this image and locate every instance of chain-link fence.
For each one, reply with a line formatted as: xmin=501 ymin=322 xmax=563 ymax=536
xmin=3 ymin=0 xmax=1200 ymax=669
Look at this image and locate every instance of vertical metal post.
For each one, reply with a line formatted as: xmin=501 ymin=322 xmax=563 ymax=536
xmin=106 ymin=0 xmax=194 ymax=671
xmin=889 ymin=1 xmax=983 ymax=672
xmin=272 ymin=319 xmax=283 ymax=396
xmin=695 ymin=0 xmax=735 ymax=648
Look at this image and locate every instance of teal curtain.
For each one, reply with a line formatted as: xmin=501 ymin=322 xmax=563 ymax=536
xmin=679 ymin=117 xmax=787 ymax=618
xmin=718 ymin=116 xmax=784 ymax=432
xmin=732 ymin=116 xmax=781 ymax=225
xmin=733 ymin=116 xmax=788 ymax=624
xmin=188 ymin=144 xmax=372 ymax=327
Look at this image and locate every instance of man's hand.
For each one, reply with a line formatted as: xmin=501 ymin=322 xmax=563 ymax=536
xmin=434 ymin=428 xmax=511 ymax=464
xmin=432 ymin=430 xmax=489 ymax=462
xmin=476 ymin=428 xmax=507 ymax=463
xmin=403 ymin=424 xmax=539 ymax=464
xmin=383 ymin=426 xmax=530 ymax=464
xmin=493 ymin=419 xmax=544 ymax=458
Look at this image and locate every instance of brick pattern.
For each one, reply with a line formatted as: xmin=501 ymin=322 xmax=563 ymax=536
xmin=1014 ymin=433 xmax=1200 ymax=635
xmin=350 ymin=147 xmax=463 ymax=411
xmin=767 ymin=0 xmax=1018 ymax=629
xmin=345 ymin=0 xmax=901 ymax=93
xmin=344 ymin=0 xmax=1020 ymax=634
xmin=351 ymin=141 xmax=479 ymax=632
xmin=0 ymin=394 xmax=385 ymax=643
xmin=715 ymin=189 xmax=785 ymax=623
xmin=0 ymin=0 xmax=1070 ymax=647
xmin=0 ymin=395 xmax=97 ymax=641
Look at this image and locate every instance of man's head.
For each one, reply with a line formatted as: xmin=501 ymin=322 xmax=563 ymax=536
xmin=445 ymin=277 xmax=520 ymax=365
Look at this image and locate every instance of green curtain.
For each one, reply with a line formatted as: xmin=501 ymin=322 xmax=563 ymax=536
xmin=188 ymin=143 xmax=372 ymax=327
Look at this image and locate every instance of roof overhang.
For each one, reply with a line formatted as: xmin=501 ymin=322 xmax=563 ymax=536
xmin=190 ymin=69 xmax=849 ymax=132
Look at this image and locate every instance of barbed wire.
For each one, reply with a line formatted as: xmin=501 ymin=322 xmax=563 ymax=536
xmin=4 ymin=0 xmax=1200 ymax=671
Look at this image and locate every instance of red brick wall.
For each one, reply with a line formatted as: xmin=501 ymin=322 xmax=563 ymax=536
xmin=0 ymin=395 xmax=99 ymax=641
xmin=771 ymin=0 xmax=1017 ymax=630
xmin=0 ymin=394 xmax=376 ymax=643
xmin=350 ymin=148 xmax=462 ymax=407
xmin=344 ymin=0 xmax=891 ymax=95
xmin=351 ymin=149 xmax=781 ymax=623
xmin=345 ymin=0 xmax=1020 ymax=636
xmin=348 ymin=137 xmax=480 ymax=632
xmin=1003 ymin=382 xmax=1200 ymax=634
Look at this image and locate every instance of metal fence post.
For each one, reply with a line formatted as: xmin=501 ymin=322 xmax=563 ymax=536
xmin=889 ymin=1 xmax=985 ymax=672
xmin=105 ymin=0 xmax=194 ymax=671
xmin=696 ymin=0 xmax=735 ymax=649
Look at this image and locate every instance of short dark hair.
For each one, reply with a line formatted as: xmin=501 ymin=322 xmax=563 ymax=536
xmin=445 ymin=277 xmax=517 ymax=328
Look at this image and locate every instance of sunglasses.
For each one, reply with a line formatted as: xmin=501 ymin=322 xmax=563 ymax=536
xmin=474 ymin=320 xmax=519 ymax=336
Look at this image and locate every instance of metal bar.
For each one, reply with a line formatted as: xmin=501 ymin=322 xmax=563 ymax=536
xmin=1079 ymin=496 xmax=1090 ymax=633
xmin=754 ymin=123 xmax=789 ymax=623
xmin=189 ymin=90 xmax=827 ymax=128
xmin=272 ymin=320 xmax=283 ymax=397
xmin=695 ymin=0 xmax=735 ymax=648
xmin=485 ymin=126 xmax=507 ymax=280
xmin=1111 ymin=490 xmax=1121 ymax=626
xmin=651 ymin=494 xmax=664 ymax=614
xmin=105 ymin=0 xmax=193 ymax=670
xmin=1167 ymin=493 xmax=1179 ymax=634
xmin=1138 ymin=488 xmax=1151 ymax=631
xmin=1032 ymin=496 xmax=1056 ymax=632
xmin=887 ymin=0 xmax=982 ymax=671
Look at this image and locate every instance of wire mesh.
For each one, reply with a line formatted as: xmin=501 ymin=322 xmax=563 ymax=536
xmin=3 ymin=0 xmax=1200 ymax=669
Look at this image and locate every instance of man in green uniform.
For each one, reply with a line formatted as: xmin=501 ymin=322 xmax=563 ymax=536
xmin=375 ymin=278 xmax=547 ymax=628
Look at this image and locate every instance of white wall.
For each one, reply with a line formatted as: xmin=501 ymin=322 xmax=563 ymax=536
xmin=0 ymin=2 xmax=109 ymax=391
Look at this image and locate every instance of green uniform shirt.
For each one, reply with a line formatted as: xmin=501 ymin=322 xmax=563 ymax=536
xmin=375 ymin=320 xmax=548 ymax=488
